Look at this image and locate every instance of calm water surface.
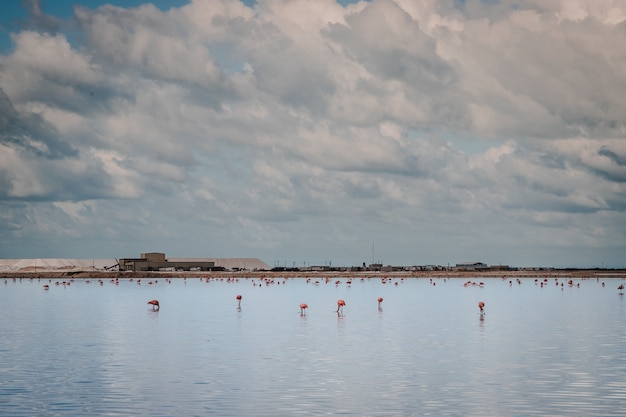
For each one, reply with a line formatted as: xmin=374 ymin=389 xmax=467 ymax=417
xmin=1 ymin=276 xmax=626 ymax=416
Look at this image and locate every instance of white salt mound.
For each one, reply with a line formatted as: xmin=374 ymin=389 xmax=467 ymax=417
xmin=0 ymin=259 xmax=117 ymax=272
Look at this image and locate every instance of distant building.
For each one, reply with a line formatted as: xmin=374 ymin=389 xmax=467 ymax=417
xmin=455 ymin=262 xmax=489 ymax=271
xmin=119 ymin=252 xmax=216 ymax=272
xmin=489 ymin=264 xmax=511 ymax=271
xmin=309 ymin=265 xmax=331 ymax=272
xmin=381 ymin=265 xmax=405 ymax=272
xmin=118 ymin=252 xmax=271 ymax=272
xmin=369 ymin=263 xmax=383 ymax=271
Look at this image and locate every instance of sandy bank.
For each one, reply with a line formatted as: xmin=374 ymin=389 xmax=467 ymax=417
xmin=1 ymin=269 xmax=624 ymax=280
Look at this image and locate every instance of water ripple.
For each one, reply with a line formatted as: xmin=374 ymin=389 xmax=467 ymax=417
xmin=1 ymin=277 xmax=625 ymax=416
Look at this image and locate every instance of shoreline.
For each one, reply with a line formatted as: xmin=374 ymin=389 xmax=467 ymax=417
xmin=2 ymin=269 xmax=625 ymax=280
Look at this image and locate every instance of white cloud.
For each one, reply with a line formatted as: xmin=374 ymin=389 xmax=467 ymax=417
xmin=0 ymin=0 xmax=625 ymax=267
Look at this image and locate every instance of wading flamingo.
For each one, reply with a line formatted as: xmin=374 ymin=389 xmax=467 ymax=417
xmin=300 ymin=303 xmax=308 ymax=315
xmin=147 ymin=300 xmax=160 ymax=310
xmin=236 ymin=294 xmax=242 ymax=308
xmin=377 ymin=297 xmax=383 ymax=307
xmin=478 ymin=301 xmax=485 ymax=313
xmin=618 ymin=284 xmax=624 ymax=295
xmin=336 ymin=299 xmax=346 ymax=313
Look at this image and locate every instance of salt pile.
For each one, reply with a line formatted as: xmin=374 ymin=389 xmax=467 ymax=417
xmin=0 ymin=259 xmax=117 ymax=272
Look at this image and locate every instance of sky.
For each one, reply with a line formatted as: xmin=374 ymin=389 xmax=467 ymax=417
xmin=0 ymin=0 xmax=625 ymax=268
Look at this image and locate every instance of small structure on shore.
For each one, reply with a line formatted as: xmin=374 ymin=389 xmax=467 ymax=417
xmin=118 ymin=252 xmax=270 ymax=272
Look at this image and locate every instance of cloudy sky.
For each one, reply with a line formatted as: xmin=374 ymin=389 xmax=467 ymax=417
xmin=0 ymin=0 xmax=625 ymax=268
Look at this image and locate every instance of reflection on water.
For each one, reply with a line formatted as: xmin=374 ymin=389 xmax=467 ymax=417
xmin=1 ymin=276 xmax=626 ymax=416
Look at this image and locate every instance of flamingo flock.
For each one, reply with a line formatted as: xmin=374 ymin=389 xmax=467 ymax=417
xmin=9 ymin=273 xmax=621 ymax=316
xmin=129 ymin=275 xmax=607 ymax=317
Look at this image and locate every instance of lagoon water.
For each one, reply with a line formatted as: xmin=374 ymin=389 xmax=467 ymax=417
xmin=1 ymin=275 xmax=626 ymax=416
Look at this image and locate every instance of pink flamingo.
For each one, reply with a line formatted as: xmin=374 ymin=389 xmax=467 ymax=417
xmin=147 ymin=299 xmax=160 ymax=310
xmin=336 ymin=299 xmax=346 ymax=313
xmin=478 ymin=301 xmax=485 ymax=313
xmin=300 ymin=303 xmax=308 ymax=315
xmin=618 ymin=284 xmax=624 ymax=294
xmin=377 ymin=297 xmax=383 ymax=307
xmin=236 ymin=294 xmax=242 ymax=308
